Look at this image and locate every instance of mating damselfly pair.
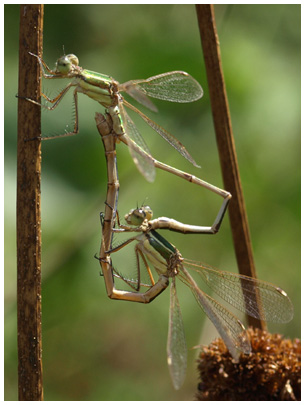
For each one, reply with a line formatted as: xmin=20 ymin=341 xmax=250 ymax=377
xmin=23 ymin=52 xmax=294 ymax=390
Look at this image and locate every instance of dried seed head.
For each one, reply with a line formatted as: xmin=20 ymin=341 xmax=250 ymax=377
xmin=196 ymin=328 xmax=300 ymax=401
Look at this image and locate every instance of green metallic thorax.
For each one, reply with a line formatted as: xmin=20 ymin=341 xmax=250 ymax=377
xmin=81 ymin=69 xmax=113 ymax=87
xmin=77 ymin=69 xmax=119 ymax=108
xmin=149 ymin=230 xmax=176 ymax=259
xmin=136 ymin=230 xmax=179 ymax=276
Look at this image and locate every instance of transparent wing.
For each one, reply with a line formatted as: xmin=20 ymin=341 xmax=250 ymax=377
xmin=119 ymin=103 xmax=156 ymax=182
xmin=112 ymin=265 xmax=153 ymax=291
xmin=119 ymin=71 xmax=203 ymax=104
xmin=123 ymin=99 xmax=200 ymax=168
xmin=184 ymin=259 xmax=294 ymax=324
xmin=178 ymin=265 xmax=251 ymax=359
xmin=167 ymin=278 xmax=188 ymax=390
xmin=110 ymin=242 xmax=156 ymax=292
xmin=118 ymin=82 xmax=158 ymax=112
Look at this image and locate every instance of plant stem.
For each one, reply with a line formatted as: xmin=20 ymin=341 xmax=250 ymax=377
xmin=17 ymin=4 xmax=44 ymax=400
xmin=196 ymin=5 xmax=265 ymax=329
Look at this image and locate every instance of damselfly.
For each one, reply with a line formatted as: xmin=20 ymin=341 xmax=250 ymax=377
xmin=24 ymin=52 xmax=204 ymax=182
xmin=102 ymin=205 xmax=293 ymax=390
xmin=95 ymin=112 xmax=231 ymax=303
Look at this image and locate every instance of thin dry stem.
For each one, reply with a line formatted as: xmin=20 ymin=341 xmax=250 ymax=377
xmin=17 ymin=4 xmax=44 ymax=400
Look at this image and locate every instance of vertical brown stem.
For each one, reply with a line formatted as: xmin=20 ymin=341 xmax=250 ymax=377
xmin=17 ymin=4 xmax=44 ymax=400
xmin=196 ymin=5 xmax=264 ymax=329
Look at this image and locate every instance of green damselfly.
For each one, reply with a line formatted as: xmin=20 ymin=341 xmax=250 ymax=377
xmin=95 ymin=112 xmax=231 ymax=303
xmin=102 ymin=205 xmax=293 ymax=390
xmin=25 ymin=53 xmax=204 ymax=182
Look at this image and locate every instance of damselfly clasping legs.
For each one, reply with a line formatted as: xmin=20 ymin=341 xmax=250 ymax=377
xmin=23 ymin=52 xmax=204 ymax=182
xmin=99 ymin=205 xmax=293 ymax=390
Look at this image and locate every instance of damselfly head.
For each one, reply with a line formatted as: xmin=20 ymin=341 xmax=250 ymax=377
xmin=56 ymin=54 xmax=79 ymax=74
xmin=125 ymin=205 xmax=153 ymax=225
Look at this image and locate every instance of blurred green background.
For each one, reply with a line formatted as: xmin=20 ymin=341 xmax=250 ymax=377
xmin=5 ymin=4 xmax=300 ymax=401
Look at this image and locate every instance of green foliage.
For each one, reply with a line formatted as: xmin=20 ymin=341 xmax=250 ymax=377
xmin=5 ymin=4 xmax=300 ymax=401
